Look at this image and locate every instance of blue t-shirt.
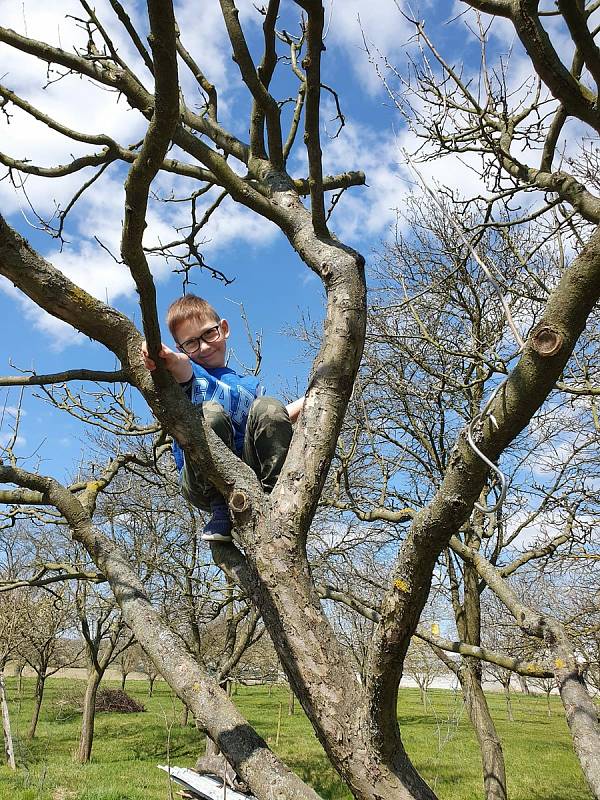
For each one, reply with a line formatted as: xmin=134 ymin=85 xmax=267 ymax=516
xmin=172 ymin=363 xmax=263 ymax=472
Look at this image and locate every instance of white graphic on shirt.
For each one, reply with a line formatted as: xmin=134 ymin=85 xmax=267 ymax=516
xmin=191 ymin=374 xmax=256 ymax=425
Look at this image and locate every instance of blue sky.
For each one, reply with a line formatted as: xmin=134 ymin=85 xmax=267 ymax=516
xmin=0 ymin=0 xmax=569 ymax=483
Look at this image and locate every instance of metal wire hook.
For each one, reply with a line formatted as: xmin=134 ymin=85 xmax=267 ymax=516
xmin=466 ymin=380 xmax=508 ymax=514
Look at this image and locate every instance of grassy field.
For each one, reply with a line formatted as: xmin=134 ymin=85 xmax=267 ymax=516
xmin=0 ymin=676 xmax=593 ymax=800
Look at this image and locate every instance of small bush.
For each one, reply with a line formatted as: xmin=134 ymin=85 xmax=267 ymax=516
xmin=94 ymin=688 xmax=145 ymax=713
xmin=50 ymin=690 xmax=84 ymax=722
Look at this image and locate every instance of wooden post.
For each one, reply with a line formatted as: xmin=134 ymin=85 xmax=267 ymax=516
xmin=0 ymin=672 xmax=16 ymax=770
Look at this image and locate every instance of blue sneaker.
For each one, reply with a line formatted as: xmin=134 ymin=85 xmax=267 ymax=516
xmin=202 ymin=503 xmax=233 ymax=542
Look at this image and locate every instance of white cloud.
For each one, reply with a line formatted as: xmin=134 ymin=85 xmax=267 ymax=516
xmin=0 ymin=1 xmax=148 ymax=218
xmin=503 ymin=503 xmax=596 ymax=552
xmin=1 ymin=406 xmax=26 ymax=419
xmin=315 ymin=113 xmax=502 ymax=246
xmin=0 ymin=432 xmax=27 ymax=449
xmin=0 ymin=275 xmax=83 ymax=351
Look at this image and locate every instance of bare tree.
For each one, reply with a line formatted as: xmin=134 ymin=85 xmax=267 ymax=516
xmin=404 ymin=640 xmax=447 ymax=709
xmin=139 ymin=650 xmax=160 ymax=699
xmin=17 ymin=590 xmax=75 ymax=739
xmin=75 ymin=586 xmax=133 ymax=763
xmin=116 ymin=642 xmax=143 ymax=691
xmin=1 ymin=4 xmax=600 ymax=800
xmin=529 ymin=676 xmax=556 ymax=718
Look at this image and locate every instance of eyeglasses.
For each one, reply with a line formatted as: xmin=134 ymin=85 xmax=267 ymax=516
xmin=177 ymin=323 xmax=222 ymax=355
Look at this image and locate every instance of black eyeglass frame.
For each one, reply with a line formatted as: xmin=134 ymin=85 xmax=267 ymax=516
xmin=176 ymin=323 xmax=222 ymax=355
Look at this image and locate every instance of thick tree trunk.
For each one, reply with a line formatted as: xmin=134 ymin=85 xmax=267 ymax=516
xmin=454 ymin=555 xmax=508 ymax=800
xmin=27 ymin=672 xmax=45 ymax=739
xmin=288 ymin=688 xmax=295 ymax=716
xmin=556 ymin=670 xmax=600 ymax=800
xmin=460 ymin=665 xmax=507 ymax=800
xmin=517 ymin=675 xmax=530 ymax=695
xmin=120 ymin=672 xmax=126 ymax=691
xmin=0 ymin=672 xmax=15 ymax=769
xmin=76 ymin=669 xmax=102 ymax=763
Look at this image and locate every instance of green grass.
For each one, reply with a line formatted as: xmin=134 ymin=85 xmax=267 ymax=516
xmin=0 ymin=677 xmax=593 ymax=800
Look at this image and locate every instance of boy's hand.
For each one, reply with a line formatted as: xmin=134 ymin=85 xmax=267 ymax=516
xmin=141 ymin=341 xmax=193 ymax=382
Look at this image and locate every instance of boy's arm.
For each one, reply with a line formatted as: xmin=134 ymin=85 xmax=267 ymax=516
xmin=141 ymin=341 xmax=193 ymax=383
xmin=286 ymin=396 xmax=305 ymax=424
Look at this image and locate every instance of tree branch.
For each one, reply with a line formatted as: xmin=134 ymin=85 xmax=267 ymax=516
xmin=108 ymin=0 xmax=155 ymax=74
xmin=218 ymin=0 xmax=283 ymax=165
xmin=120 ymin=0 xmax=179 ymax=371
xmin=293 ymin=170 xmax=366 ymax=195
xmin=365 ymin=223 xmax=600 ymax=750
xmin=0 ymin=463 xmax=322 ymax=800
xmin=294 ymin=0 xmax=327 ymax=233
xmin=465 ymin=1 xmax=599 ymax=131
xmin=0 ymin=564 xmax=106 ymax=593
xmin=0 ymin=368 xmax=127 ymax=387
xmin=316 ymin=583 xmax=552 ymax=677
xmin=557 ymin=0 xmax=600 ymax=92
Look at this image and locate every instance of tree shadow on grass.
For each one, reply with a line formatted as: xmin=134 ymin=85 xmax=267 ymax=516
xmin=288 ymin=757 xmax=350 ymax=800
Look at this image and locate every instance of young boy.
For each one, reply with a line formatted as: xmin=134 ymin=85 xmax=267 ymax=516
xmin=142 ymin=294 xmax=303 ymax=542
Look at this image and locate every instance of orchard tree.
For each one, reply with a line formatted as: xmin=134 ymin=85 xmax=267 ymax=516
xmin=17 ymin=589 xmax=76 ymax=739
xmin=317 ymin=193 xmax=600 ymax=800
xmin=0 ymin=4 xmax=600 ymax=800
xmin=75 ymin=587 xmax=132 ymax=763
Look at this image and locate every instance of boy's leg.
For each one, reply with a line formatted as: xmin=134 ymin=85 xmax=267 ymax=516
xmin=242 ymin=397 xmax=293 ymax=492
xmin=180 ymin=402 xmax=235 ymax=542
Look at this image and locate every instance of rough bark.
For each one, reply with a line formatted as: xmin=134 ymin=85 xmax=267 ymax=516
xmin=556 ymin=671 xmax=600 ymax=798
xmin=77 ymin=669 xmax=102 ymax=763
xmin=27 ymin=672 xmax=45 ymax=739
xmin=454 ymin=545 xmax=507 ymax=800
xmin=459 ymin=665 xmax=507 ymax=800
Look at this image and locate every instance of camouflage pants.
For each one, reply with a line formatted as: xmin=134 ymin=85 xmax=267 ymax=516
xmin=180 ymin=397 xmax=293 ymax=511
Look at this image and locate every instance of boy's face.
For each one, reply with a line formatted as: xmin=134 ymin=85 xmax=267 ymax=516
xmin=174 ymin=316 xmax=230 ymax=369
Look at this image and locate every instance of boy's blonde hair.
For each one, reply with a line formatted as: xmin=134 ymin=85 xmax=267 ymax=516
xmin=166 ymin=294 xmax=220 ymax=339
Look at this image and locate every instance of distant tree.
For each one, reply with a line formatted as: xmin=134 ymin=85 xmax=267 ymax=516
xmin=404 ymin=640 xmax=447 ymax=709
xmin=75 ymin=586 xmax=133 ymax=763
xmin=139 ymin=651 xmax=160 ymax=699
xmin=116 ymin=643 xmax=143 ymax=691
xmin=17 ymin=591 xmax=76 ymax=739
